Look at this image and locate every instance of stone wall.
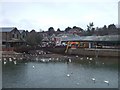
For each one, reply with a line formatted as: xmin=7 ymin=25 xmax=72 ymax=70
xmin=67 ymin=48 xmax=119 ymax=57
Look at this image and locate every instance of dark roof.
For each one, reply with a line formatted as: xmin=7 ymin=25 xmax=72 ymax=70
xmin=19 ymin=30 xmax=25 ymax=33
xmin=0 ymin=27 xmax=16 ymax=32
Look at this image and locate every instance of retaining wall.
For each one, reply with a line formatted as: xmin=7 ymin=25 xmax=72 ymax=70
xmin=67 ymin=48 xmax=119 ymax=57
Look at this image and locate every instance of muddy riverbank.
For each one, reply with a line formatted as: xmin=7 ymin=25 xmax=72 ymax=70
xmin=2 ymin=48 xmax=119 ymax=63
xmin=2 ymin=50 xmax=72 ymax=62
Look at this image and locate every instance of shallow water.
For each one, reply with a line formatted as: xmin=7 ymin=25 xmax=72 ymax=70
xmin=2 ymin=56 xmax=118 ymax=88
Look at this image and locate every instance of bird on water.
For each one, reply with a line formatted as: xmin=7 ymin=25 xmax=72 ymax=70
xmin=91 ymin=78 xmax=96 ymax=83
xmin=67 ymin=74 xmax=70 ymax=77
xmin=33 ymin=65 xmax=35 ymax=69
xmin=104 ymin=80 xmax=109 ymax=85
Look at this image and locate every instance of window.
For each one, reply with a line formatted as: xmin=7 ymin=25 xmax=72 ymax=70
xmin=17 ymin=34 xmax=19 ymax=38
xmin=12 ymin=34 xmax=14 ymax=38
xmin=23 ymin=35 xmax=24 ymax=38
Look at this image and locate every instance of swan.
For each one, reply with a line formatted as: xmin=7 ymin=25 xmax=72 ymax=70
xmin=13 ymin=61 xmax=17 ymax=65
xmin=32 ymin=65 xmax=35 ymax=69
xmin=56 ymin=58 xmax=59 ymax=61
xmin=104 ymin=80 xmax=109 ymax=85
xmin=76 ymin=55 xmax=78 ymax=57
xmin=89 ymin=58 xmax=93 ymax=60
xmin=9 ymin=58 xmax=12 ymax=62
xmin=4 ymin=61 xmax=6 ymax=65
xmin=13 ymin=57 xmax=16 ymax=60
xmin=67 ymin=74 xmax=70 ymax=77
xmin=92 ymin=78 xmax=95 ymax=81
xmin=49 ymin=58 xmax=52 ymax=61
xmin=91 ymin=78 xmax=95 ymax=83
xmin=87 ymin=57 xmax=89 ymax=60
xmin=80 ymin=57 xmax=83 ymax=60
xmin=69 ymin=58 xmax=72 ymax=62
xmin=41 ymin=59 xmax=45 ymax=62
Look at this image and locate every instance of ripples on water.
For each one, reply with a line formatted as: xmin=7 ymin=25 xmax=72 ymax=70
xmin=2 ymin=56 xmax=118 ymax=88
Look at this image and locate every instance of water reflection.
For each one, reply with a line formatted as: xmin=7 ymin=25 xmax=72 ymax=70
xmin=2 ymin=56 xmax=118 ymax=88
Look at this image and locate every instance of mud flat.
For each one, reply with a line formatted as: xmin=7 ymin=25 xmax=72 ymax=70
xmin=2 ymin=51 xmax=71 ymax=62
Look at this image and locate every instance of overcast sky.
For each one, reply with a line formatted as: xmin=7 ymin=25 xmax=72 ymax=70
xmin=0 ymin=0 xmax=119 ymax=31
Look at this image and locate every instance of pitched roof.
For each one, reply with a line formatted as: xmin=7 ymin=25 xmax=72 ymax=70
xmin=19 ymin=30 xmax=25 ymax=33
xmin=0 ymin=27 xmax=16 ymax=32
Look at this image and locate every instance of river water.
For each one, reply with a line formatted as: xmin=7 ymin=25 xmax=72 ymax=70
xmin=2 ymin=56 xmax=118 ymax=88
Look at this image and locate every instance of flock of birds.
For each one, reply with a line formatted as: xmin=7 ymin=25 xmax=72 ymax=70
xmin=66 ymin=74 xmax=109 ymax=86
xmin=35 ymin=57 xmax=62 ymax=63
xmin=31 ymin=56 xmax=110 ymax=86
xmin=3 ymin=57 xmax=18 ymax=65
xmin=2 ymin=55 xmax=110 ymax=86
xmin=31 ymin=64 xmax=110 ymax=86
xmin=91 ymin=77 xmax=109 ymax=85
xmin=35 ymin=56 xmax=93 ymax=63
xmin=2 ymin=55 xmax=105 ymax=65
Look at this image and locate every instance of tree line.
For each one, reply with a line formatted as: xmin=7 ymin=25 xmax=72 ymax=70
xmin=44 ymin=23 xmax=120 ymax=36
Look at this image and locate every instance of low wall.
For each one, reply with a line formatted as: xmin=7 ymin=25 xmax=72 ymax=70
xmin=67 ymin=48 xmax=119 ymax=57
xmin=45 ymin=46 xmax=66 ymax=54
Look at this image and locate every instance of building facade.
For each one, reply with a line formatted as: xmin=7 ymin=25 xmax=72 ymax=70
xmin=1 ymin=27 xmax=26 ymax=51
